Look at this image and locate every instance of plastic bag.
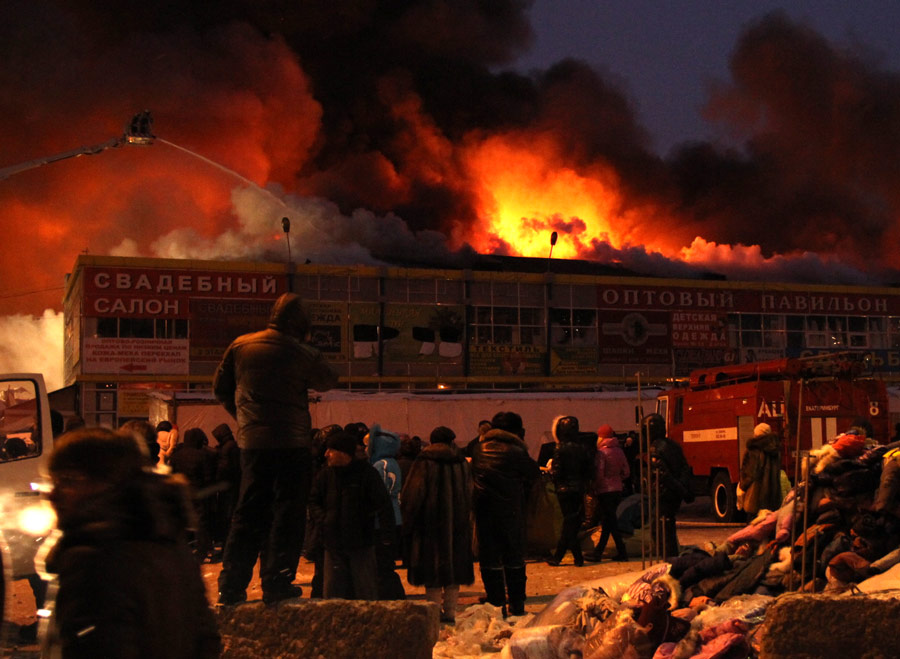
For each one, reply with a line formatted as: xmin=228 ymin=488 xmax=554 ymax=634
xmin=504 ymin=625 xmax=584 ymax=659
xmin=527 ymin=586 xmax=588 ymax=628
xmin=433 ymin=603 xmax=516 ymax=657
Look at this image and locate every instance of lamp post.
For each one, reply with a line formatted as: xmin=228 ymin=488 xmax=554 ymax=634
xmin=544 ymin=230 xmax=558 ymax=377
xmin=282 ymin=217 xmax=294 ymax=292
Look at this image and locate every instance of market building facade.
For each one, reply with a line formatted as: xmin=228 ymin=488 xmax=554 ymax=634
xmin=62 ymin=254 xmax=900 ymax=427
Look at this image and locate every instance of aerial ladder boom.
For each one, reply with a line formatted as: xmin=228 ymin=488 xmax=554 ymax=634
xmin=0 ymin=111 xmax=154 ymax=181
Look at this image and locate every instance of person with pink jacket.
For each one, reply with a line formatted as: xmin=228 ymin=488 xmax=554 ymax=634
xmin=585 ymin=424 xmax=630 ymax=562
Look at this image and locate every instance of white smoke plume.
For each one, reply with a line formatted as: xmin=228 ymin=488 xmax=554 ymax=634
xmin=0 ymin=310 xmax=64 ymax=391
xmin=150 ymin=185 xmax=457 ymax=267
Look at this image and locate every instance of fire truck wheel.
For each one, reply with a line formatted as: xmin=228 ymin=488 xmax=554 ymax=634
xmin=710 ymin=471 xmax=737 ymax=522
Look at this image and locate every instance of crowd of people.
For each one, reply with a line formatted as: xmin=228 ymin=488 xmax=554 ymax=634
xmin=47 ymin=292 xmax=898 ymax=657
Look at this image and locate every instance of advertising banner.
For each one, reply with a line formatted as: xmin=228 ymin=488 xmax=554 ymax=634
xmin=308 ymin=301 xmax=348 ymax=360
xmin=550 ymin=346 xmax=599 ymax=375
xmin=468 ymin=344 xmax=545 ymax=375
xmin=83 ymin=338 xmax=190 ymax=375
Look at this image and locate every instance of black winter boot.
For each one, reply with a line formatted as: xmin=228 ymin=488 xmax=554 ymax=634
xmin=479 ymin=566 xmax=507 ymax=609
xmin=504 ymin=565 xmax=527 ymax=616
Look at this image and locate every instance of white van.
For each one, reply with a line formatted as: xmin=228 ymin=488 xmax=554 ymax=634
xmin=0 ymin=374 xmax=55 ymax=648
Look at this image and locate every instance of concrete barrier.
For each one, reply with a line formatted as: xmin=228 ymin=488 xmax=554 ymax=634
xmin=216 ymin=599 xmax=440 ymax=659
xmin=757 ymin=591 xmax=900 ymax=659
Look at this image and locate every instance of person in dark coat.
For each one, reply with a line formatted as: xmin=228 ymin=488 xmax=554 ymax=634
xmin=305 ymin=424 xmax=343 ymax=598
xmin=401 ymin=425 xmax=474 ymax=624
xmin=213 ymin=292 xmax=339 ymax=605
xmin=645 ymin=413 xmax=693 ymax=558
xmin=546 ymin=416 xmax=593 ymax=567
xmin=738 ymin=423 xmax=783 ymax=517
xmin=169 ymin=427 xmax=216 ymax=560
xmin=622 ymin=430 xmax=640 ymax=495
xmin=211 ymin=423 xmax=241 ymax=550
xmin=119 ymin=419 xmax=161 ymax=469
xmin=396 ymin=434 xmax=422 ymax=484
xmin=470 ymin=411 xmax=540 ymax=617
xmin=464 ymin=420 xmax=492 ymax=459
xmin=307 ymin=431 xmax=395 ymax=600
xmin=169 ymin=428 xmax=215 ymax=487
xmin=44 ymin=427 xmax=220 ymax=658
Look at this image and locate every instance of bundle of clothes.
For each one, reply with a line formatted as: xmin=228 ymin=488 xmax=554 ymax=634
xmin=439 ymin=427 xmax=900 ymax=659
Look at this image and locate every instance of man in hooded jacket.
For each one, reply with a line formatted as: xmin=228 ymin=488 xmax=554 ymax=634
xmin=213 ymin=292 xmax=339 ymax=605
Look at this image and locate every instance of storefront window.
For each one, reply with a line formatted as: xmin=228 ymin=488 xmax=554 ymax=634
xmin=471 ymin=305 xmax=544 ymax=345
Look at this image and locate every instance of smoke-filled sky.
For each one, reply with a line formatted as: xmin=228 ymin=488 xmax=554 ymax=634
xmin=4 ymin=0 xmax=900 ymax=387
xmin=519 ymin=0 xmax=900 ymax=157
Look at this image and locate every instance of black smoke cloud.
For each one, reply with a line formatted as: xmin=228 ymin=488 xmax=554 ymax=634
xmin=678 ymin=12 xmax=900 ymax=280
xmin=3 ymin=0 xmax=900 ymax=321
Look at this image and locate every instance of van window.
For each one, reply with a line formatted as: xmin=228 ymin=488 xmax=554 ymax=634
xmin=657 ymin=397 xmax=668 ymax=423
xmin=674 ymin=397 xmax=684 ymax=425
xmin=0 ymin=379 xmax=41 ymax=461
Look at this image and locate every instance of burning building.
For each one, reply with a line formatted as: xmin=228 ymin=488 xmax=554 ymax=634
xmin=62 ymin=253 xmax=900 ymax=428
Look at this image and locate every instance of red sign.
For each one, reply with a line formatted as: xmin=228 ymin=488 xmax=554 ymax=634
xmin=83 ymin=266 xmax=287 ymax=318
xmin=597 ymin=283 xmax=900 ymax=315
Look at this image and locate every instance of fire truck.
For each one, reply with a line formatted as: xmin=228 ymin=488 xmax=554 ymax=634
xmin=656 ymin=353 xmax=889 ymax=521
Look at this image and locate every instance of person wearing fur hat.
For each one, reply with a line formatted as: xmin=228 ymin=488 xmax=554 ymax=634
xmin=546 ymin=416 xmax=594 ymax=566
xmin=307 ymin=431 xmax=395 ymax=600
xmin=738 ymin=423 xmax=783 ymax=517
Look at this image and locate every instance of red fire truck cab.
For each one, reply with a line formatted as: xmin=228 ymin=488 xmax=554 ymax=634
xmin=656 ymin=353 xmax=888 ymax=521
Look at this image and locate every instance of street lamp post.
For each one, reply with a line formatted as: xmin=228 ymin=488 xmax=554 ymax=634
xmin=282 ymin=217 xmax=294 ymax=292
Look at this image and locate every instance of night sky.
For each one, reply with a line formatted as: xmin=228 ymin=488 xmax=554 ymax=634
xmin=518 ymin=1 xmax=900 ymax=155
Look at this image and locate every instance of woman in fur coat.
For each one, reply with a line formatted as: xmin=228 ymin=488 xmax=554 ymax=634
xmin=401 ymin=426 xmax=474 ymax=624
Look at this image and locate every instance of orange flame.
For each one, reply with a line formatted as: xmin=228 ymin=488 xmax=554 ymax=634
xmin=459 ymin=134 xmax=625 ymax=258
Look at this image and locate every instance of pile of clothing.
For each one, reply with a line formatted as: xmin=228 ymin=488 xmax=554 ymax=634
xmin=437 ymin=430 xmax=900 ymax=658
xmin=467 ymin=567 xmax=774 ymax=659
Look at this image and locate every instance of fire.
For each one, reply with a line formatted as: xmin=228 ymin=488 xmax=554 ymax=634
xmin=460 ymin=134 xmax=624 ymax=258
